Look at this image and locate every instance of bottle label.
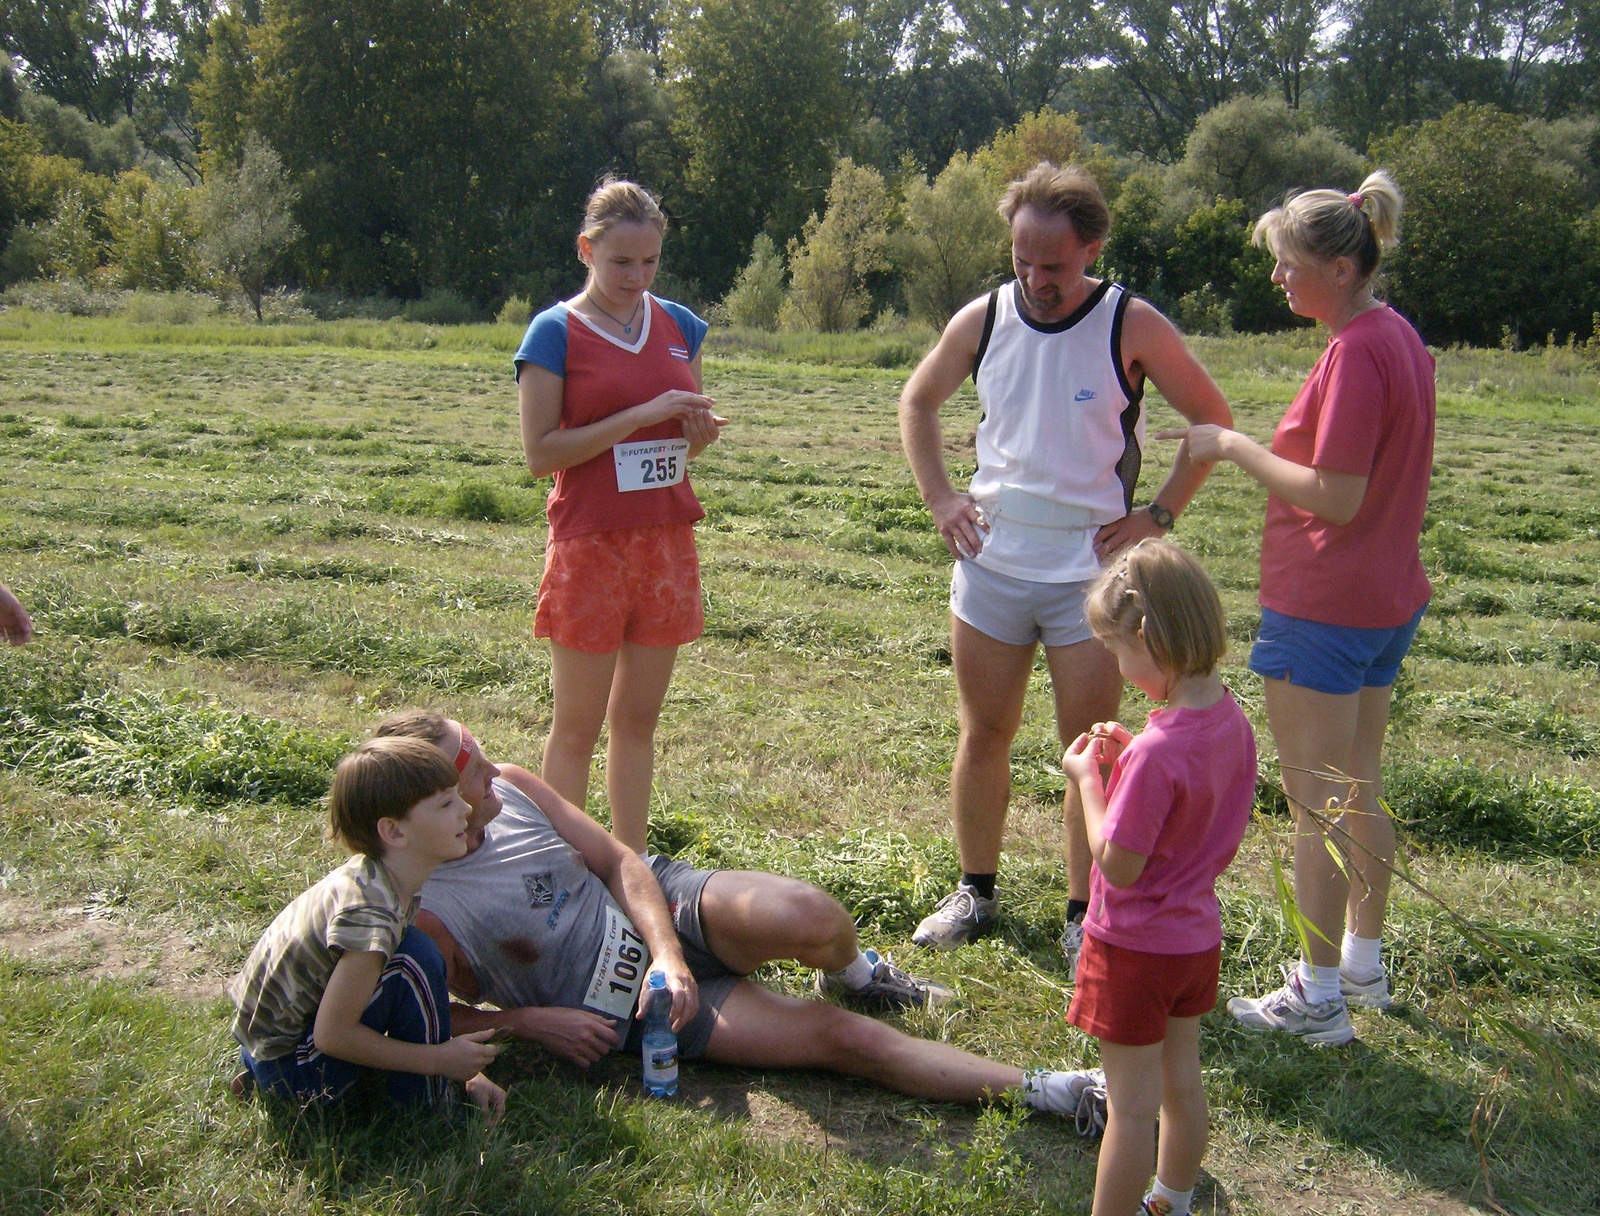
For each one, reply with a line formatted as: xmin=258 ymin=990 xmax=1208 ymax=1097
xmin=580 ymin=904 xmax=653 ymax=1020
xmin=644 ymin=1041 xmax=678 ymax=1086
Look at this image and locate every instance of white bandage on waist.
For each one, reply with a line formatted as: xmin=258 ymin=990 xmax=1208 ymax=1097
xmin=985 ymin=485 xmax=1095 ymax=548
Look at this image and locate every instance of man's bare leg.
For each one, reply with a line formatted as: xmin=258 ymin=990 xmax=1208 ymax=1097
xmin=1043 ymin=637 xmax=1123 ymax=905
xmin=702 ymin=981 xmax=1022 ymax=1102
xmin=949 ymin=617 xmax=1037 ymax=876
xmin=698 ymin=871 xmax=861 ymax=974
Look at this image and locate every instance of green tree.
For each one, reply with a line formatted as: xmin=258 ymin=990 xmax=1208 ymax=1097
xmin=666 ymin=0 xmax=850 ymax=297
xmin=973 ymin=107 xmax=1119 ymax=198
xmin=200 ymin=133 xmax=298 ymax=318
xmin=1085 ymin=0 xmax=1274 ymax=161
xmin=1374 ymin=102 xmax=1584 ymax=346
xmin=104 ymin=167 xmax=201 ymax=288
xmin=780 ymin=157 xmax=889 ymax=332
xmin=1102 ymin=166 xmax=1170 ymax=303
xmin=1175 ymin=94 xmax=1365 ymax=211
xmin=251 ymin=0 xmax=590 ymax=302
xmin=895 ymin=150 xmax=1007 ymax=324
xmin=722 ymin=231 xmax=785 ymax=329
xmin=44 ymin=185 xmax=103 ymax=279
xmin=191 ymin=5 xmax=254 ymax=179
xmin=945 ymin=0 xmax=1095 ymax=127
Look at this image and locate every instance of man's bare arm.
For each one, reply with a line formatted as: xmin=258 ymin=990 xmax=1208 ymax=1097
xmin=1092 ymin=300 xmax=1233 ymax=559
xmin=899 ymin=298 xmax=989 ymax=559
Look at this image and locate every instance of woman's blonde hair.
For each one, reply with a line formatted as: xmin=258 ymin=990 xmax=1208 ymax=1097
xmin=1085 ymin=539 xmax=1227 ymax=678
xmin=578 ymin=176 xmax=667 ymax=251
xmin=1252 ymin=169 xmax=1403 ymax=279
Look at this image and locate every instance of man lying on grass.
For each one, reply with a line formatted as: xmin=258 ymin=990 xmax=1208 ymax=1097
xmin=374 ymin=709 xmax=1107 ymax=1127
xmin=228 ymin=736 xmax=507 ymax=1113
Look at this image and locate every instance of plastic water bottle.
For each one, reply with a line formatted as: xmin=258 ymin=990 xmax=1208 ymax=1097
xmin=640 ymin=970 xmax=678 ymax=1098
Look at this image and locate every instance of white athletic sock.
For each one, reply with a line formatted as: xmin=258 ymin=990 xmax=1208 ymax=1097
xmin=1297 ymin=958 xmax=1343 ymax=1005
xmin=830 ymin=950 xmax=877 ymax=990
xmin=1144 ymin=1179 xmax=1194 ymax=1216
xmin=1341 ymin=931 xmax=1383 ymax=977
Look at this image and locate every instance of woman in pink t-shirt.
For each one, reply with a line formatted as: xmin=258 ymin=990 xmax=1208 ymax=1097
xmin=1061 ymin=539 xmax=1256 ymax=1216
xmin=1159 ymin=171 xmax=1435 ymax=1045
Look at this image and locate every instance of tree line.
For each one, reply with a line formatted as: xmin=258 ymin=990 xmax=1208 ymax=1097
xmin=2 ymin=0 xmax=1599 ymax=346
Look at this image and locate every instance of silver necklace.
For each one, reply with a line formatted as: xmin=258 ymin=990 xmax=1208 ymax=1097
xmin=585 ymin=290 xmax=644 ymax=335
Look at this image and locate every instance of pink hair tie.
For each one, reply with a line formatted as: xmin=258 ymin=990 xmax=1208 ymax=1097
xmin=1349 ymin=192 xmax=1365 ymax=207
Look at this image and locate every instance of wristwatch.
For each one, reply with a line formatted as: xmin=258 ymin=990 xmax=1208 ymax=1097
xmin=1147 ymin=502 xmax=1175 ymax=530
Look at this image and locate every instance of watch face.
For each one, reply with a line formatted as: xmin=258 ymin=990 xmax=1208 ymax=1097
xmin=1148 ymin=504 xmax=1174 ymax=529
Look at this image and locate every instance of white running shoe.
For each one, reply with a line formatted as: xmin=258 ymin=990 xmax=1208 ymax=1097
xmin=1226 ymin=970 xmax=1355 ymax=1045
xmin=1058 ymin=916 xmax=1085 ymax=981
xmin=911 ymin=884 xmax=998 ymax=949
xmin=1340 ymin=964 xmax=1393 ymax=1010
xmin=1019 ymin=1067 xmax=1107 ymax=1137
xmin=816 ymin=949 xmax=953 ymax=1010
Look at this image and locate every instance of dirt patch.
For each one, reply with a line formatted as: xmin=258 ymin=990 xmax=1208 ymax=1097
xmin=0 ymin=894 xmax=228 ymax=998
xmin=1213 ymin=1148 xmax=1485 ymax=1216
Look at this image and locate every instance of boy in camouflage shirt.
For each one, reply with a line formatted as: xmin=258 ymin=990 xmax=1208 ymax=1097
xmin=227 ymin=736 xmax=505 ymax=1112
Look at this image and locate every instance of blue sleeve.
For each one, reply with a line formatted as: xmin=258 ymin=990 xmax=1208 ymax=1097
xmin=514 ymin=304 xmax=568 ymax=381
xmin=655 ymin=298 xmax=709 ymax=359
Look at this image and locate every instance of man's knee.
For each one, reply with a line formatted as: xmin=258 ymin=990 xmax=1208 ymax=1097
xmin=811 ymin=1005 xmax=900 ymax=1071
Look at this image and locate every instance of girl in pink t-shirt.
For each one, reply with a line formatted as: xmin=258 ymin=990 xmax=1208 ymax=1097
xmin=1061 ymin=539 xmax=1256 ymax=1216
xmin=1159 ymin=171 xmax=1432 ymax=1045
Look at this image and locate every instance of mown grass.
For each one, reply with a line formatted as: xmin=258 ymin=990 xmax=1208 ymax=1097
xmin=1 ymin=310 xmax=1598 ymax=1214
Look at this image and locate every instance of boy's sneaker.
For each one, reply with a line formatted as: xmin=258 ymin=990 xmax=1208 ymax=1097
xmin=912 ymin=884 xmax=998 ymax=949
xmin=1058 ymin=917 xmax=1085 ymax=980
xmin=1019 ymin=1067 xmax=1107 ymax=1138
xmin=817 ymin=949 xmax=953 ymax=1010
xmin=1226 ymin=971 xmax=1355 ymax=1045
xmin=1340 ymin=964 xmax=1393 ymax=1010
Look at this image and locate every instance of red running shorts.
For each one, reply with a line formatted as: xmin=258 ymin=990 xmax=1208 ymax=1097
xmin=535 ymin=522 xmax=703 ymax=653
xmin=1067 ymin=934 xmax=1221 ymax=1046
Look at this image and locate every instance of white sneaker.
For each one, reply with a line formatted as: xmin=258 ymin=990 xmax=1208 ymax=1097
xmin=1019 ymin=1067 xmax=1106 ymax=1137
xmin=1340 ymin=964 xmax=1393 ymax=1010
xmin=1226 ymin=970 xmax=1355 ymax=1045
xmin=1058 ymin=917 xmax=1085 ymax=981
xmin=816 ymin=949 xmax=953 ymax=1010
xmin=911 ymin=884 xmax=998 ymax=949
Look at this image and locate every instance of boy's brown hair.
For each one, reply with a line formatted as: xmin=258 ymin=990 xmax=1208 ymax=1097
xmin=1086 ymin=538 xmax=1228 ymax=678
xmin=328 ymin=735 xmax=457 ymax=857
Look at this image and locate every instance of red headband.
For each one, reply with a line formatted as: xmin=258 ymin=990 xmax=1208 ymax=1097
xmin=454 ymin=726 xmax=476 ymax=774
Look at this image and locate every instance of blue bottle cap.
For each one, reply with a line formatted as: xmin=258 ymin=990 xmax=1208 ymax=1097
xmin=646 ymin=970 xmax=666 ymax=990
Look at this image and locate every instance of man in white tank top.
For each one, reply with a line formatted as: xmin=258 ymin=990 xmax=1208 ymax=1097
xmin=899 ymin=163 xmax=1233 ymax=960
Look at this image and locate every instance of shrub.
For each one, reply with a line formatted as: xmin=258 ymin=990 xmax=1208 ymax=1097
xmin=723 ymin=233 xmax=785 ymax=330
xmin=402 ymin=289 xmax=481 ymax=325
xmin=497 ymin=294 xmax=532 ymax=325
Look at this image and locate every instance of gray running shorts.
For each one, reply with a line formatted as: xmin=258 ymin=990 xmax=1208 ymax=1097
xmin=622 ymin=855 xmax=741 ymax=1061
xmin=950 ymin=559 xmax=1096 ymax=648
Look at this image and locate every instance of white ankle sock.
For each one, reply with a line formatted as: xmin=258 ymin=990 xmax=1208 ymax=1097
xmin=1341 ymin=931 xmax=1382 ymax=976
xmin=1145 ymin=1178 xmax=1194 ymax=1215
xmin=831 ymin=950 xmax=877 ymax=990
xmin=1297 ymin=958 xmax=1343 ymax=1004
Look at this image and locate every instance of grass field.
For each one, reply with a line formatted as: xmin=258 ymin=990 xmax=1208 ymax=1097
xmin=1 ymin=308 xmax=1597 ymax=1215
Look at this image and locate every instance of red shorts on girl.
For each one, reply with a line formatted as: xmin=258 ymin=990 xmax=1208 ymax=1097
xmin=535 ymin=523 xmax=703 ymax=653
xmin=1067 ymin=934 xmax=1220 ymax=1046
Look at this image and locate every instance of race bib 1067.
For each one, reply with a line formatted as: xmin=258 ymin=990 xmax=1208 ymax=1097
xmin=581 ymin=903 xmax=653 ymax=1020
xmin=613 ymin=438 xmax=689 ymax=493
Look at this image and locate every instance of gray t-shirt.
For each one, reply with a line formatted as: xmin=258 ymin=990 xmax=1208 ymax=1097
xmin=420 ymin=778 xmax=644 ymax=1022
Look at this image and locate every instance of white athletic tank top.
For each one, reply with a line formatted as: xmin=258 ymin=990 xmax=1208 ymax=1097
xmin=968 ymin=279 xmax=1144 ymax=583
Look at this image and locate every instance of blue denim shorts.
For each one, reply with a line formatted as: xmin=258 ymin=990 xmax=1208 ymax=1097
xmin=1248 ymin=604 xmax=1427 ymax=696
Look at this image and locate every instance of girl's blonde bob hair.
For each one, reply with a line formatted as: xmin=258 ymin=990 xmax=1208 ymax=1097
xmin=1252 ymin=169 xmax=1402 ymax=279
xmin=1086 ymin=539 xmax=1227 ymax=679
xmin=578 ymin=176 xmax=667 ymax=251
